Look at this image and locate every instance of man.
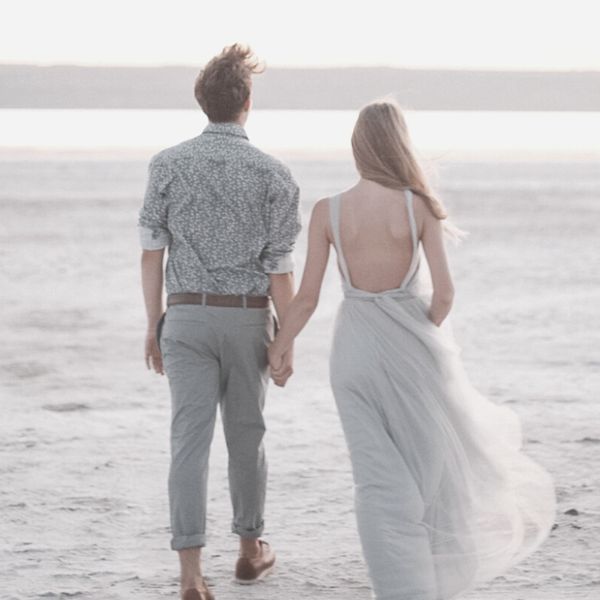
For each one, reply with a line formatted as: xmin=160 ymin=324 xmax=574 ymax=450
xmin=139 ymin=44 xmax=301 ymax=600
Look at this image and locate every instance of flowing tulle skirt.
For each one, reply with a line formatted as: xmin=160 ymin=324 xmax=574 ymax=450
xmin=329 ymin=288 xmax=556 ymax=600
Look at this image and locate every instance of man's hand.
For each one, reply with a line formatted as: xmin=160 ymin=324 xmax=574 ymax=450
xmin=268 ymin=344 xmax=293 ymax=387
xmin=145 ymin=331 xmax=164 ymax=375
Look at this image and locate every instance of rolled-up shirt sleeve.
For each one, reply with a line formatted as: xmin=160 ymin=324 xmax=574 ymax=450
xmin=261 ymin=167 xmax=302 ymax=274
xmin=138 ymin=154 xmax=173 ymax=250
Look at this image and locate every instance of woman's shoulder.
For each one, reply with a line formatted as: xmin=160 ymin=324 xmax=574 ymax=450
xmin=410 ymin=190 xmax=437 ymax=223
xmin=408 ymin=190 xmax=438 ymax=240
xmin=409 ymin=189 xmax=428 ymax=210
xmin=313 ymin=187 xmax=351 ymax=211
xmin=308 ymin=197 xmax=336 ymax=242
xmin=311 ymin=197 xmax=332 ymax=220
xmin=311 ymin=191 xmax=345 ymax=220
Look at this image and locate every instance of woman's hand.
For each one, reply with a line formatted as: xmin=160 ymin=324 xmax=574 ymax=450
xmin=268 ymin=342 xmax=293 ymax=387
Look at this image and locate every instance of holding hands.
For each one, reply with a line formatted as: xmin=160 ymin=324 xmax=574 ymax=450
xmin=268 ymin=342 xmax=294 ymax=387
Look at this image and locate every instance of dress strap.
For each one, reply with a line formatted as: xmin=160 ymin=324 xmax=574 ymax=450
xmin=404 ymin=189 xmax=418 ymax=252
xmin=396 ymin=188 xmax=421 ymax=289
xmin=328 ymin=194 xmax=352 ymax=286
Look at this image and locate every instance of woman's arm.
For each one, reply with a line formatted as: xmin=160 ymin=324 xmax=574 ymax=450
xmin=268 ymin=199 xmax=331 ymax=382
xmin=421 ymin=207 xmax=455 ymax=326
xmin=268 ymin=272 xmax=296 ymax=386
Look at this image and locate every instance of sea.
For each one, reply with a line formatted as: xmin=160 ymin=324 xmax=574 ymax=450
xmin=1 ymin=108 xmax=600 ymax=159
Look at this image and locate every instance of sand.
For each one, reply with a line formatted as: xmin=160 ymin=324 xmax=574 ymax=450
xmin=1 ymin=154 xmax=599 ymax=599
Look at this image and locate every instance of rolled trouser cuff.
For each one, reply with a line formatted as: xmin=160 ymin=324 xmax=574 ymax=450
xmin=232 ymin=520 xmax=264 ymax=539
xmin=170 ymin=532 xmax=206 ymax=551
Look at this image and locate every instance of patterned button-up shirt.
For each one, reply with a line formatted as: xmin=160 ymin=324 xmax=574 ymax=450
xmin=138 ymin=121 xmax=301 ymax=296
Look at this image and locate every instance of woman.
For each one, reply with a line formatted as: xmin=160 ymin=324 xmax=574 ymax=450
xmin=268 ymin=100 xmax=555 ymax=599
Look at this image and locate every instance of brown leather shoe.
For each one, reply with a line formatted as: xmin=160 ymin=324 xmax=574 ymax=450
xmin=182 ymin=583 xmax=215 ymax=600
xmin=235 ymin=539 xmax=276 ymax=584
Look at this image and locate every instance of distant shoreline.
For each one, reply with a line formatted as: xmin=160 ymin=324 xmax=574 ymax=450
xmin=1 ymin=65 xmax=599 ymax=111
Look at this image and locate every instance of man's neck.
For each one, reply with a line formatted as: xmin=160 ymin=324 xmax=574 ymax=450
xmin=234 ymin=112 xmax=248 ymax=127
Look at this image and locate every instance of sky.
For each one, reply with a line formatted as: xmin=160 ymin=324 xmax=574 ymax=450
xmin=2 ymin=0 xmax=599 ymax=70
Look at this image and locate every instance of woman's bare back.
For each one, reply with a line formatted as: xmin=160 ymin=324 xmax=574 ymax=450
xmin=333 ymin=181 xmax=418 ymax=293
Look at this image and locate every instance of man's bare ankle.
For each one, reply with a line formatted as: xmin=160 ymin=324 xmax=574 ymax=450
xmin=178 ymin=546 xmax=204 ymax=589
xmin=180 ymin=572 xmax=203 ymax=582
xmin=180 ymin=573 xmax=204 ymax=587
xmin=239 ymin=537 xmax=261 ymax=558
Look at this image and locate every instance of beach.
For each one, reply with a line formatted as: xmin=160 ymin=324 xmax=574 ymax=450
xmin=1 ymin=153 xmax=599 ymax=600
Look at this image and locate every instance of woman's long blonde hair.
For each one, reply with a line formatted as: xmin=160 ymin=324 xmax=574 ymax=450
xmin=351 ymin=99 xmax=449 ymax=221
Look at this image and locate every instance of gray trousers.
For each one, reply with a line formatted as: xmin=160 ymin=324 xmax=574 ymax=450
xmin=159 ymin=303 xmax=274 ymax=551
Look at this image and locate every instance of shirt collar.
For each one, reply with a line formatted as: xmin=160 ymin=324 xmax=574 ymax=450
xmin=202 ymin=121 xmax=249 ymax=140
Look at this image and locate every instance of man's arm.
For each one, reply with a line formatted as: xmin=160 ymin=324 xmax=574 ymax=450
xmin=141 ymin=248 xmax=165 ymax=375
xmin=261 ymin=165 xmax=301 ymax=274
xmin=269 ymin=272 xmax=295 ymax=324
xmin=261 ymin=165 xmax=301 ymax=387
xmin=139 ymin=152 xmax=172 ymax=375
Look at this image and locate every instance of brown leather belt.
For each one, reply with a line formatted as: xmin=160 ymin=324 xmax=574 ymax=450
xmin=167 ymin=292 xmax=270 ymax=309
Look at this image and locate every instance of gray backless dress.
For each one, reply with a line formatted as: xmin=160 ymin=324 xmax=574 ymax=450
xmin=327 ymin=190 xmax=555 ymax=600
